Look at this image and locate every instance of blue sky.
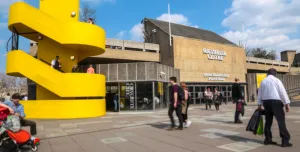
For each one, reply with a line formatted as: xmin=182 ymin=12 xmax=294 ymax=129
xmin=1 ymin=0 xmax=300 ymax=72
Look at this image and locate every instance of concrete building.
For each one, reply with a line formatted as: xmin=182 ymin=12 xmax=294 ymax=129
xmin=29 ymin=18 xmax=300 ymax=111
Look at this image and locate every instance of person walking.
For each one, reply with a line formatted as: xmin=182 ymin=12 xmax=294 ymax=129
xmin=167 ymin=77 xmax=183 ymax=131
xmin=205 ymin=88 xmax=213 ymax=110
xmin=181 ymin=82 xmax=192 ymax=128
xmin=232 ymin=77 xmax=243 ymax=123
xmin=257 ymin=68 xmax=292 ymax=147
xmin=213 ymin=88 xmax=220 ymax=111
xmin=113 ymin=94 xmax=118 ymax=112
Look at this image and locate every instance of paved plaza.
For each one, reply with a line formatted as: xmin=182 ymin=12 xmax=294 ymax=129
xmin=21 ymin=101 xmax=300 ymax=152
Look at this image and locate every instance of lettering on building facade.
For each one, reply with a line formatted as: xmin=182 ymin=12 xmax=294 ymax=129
xmin=204 ymin=73 xmax=229 ymax=81
xmin=203 ymin=48 xmax=226 ymax=61
xmin=126 ymin=83 xmax=135 ymax=110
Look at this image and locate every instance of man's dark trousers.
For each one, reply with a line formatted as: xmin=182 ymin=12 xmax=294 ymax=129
xmin=234 ymin=98 xmax=241 ymax=122
xmin=20 ymin=118 xmax=37 ymax=135
xmin=263 ymin=100 xmax=290 ymax=144
xmin=168 ymin=104 xmax=183 ymax=128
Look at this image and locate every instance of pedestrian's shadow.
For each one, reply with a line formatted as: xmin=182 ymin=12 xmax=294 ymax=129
xmin=205 ymin=119 xmax=236 ymax=124
xmin=214 ymin=133 xmax=263 ymax=145
xmin=149 ymin=122 xmax=172 ymax=130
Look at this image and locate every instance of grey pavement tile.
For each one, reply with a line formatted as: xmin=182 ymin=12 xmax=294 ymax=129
xmin=125 ymin=135 xmax=172 ymax=150
xmin=153 ymin=146 xmax=193 ymax=152
xmin=101 ymin=137 xmax=128 ymax=144
xmin=108 ymin=141 xmax=154 ymax=152
xmin=200 ymin=128 xmax=240 ymax=136
xmin=35 ymin=140 xmax=53 ymax=152
xmin=71 ymin=134 xmax=118 ymax=152
xmin=45 ymin=132 xmax=68 ymax=138
xmin=218 ymin=141 xmax=263 ymax=152
xmin=59 ymin=123 xmax=78 ymax=129
xmin=51 ymin=143 xmax=84 ymax=152
xmin=114 ymin=132 xmax=136 ymax=137
xmin=48 ymin=136 xmax=75 ymax=146
xmin=135 ymin=129 xmax=212 ymax=152
xmin=64 ymin=128 xmax=83 ymax=134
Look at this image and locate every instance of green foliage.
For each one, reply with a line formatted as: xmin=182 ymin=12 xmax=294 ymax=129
xmin=246 ymin=48 xmax=277 ymax=60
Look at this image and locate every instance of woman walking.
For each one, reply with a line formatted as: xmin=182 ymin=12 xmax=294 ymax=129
xmin=205 ymin=88 xmax=213 ymax=110
xmin=181 ymin=83 xmax=192 ymax=128
xmin=213 ymin=88 xmax=221 ymax=111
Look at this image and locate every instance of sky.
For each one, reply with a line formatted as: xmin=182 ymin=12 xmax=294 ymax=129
xmin=0 ymin=0 xmax=300 ymax=72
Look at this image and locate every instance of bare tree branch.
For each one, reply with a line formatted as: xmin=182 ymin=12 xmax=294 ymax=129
xmin=80 ymin=3 xmax=96 ymax=23
xmin=0 ymin=73 xmax=27 ymax=98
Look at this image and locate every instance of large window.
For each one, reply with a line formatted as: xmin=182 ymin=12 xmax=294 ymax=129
xmin=154 ymin=82 xmax=168 ymax=109
xmin=136 ymin=82 xmax=153 ymax=110
xmin=119 ymin=82 xmax=136 ymax=111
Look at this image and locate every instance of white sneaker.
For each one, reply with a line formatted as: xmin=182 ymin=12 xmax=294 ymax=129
xmin=186 ymin=121 xmax=192 ymax=127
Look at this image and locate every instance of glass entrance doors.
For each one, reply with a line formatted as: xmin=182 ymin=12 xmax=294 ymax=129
xmin=188 ymin=85 xmax=233 ymax=104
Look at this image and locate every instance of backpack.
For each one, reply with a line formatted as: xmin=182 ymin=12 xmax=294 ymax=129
xmin=5 ymin=115 xmax=21 ymax=133
xmin=177 ymin=86 xmax=185 ymax=103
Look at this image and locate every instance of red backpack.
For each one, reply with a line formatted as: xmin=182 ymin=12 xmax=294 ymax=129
xmin=0 ymin=106 xmax=10 ymax=121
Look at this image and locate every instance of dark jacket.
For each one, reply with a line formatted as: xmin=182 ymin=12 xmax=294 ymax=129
xmin=232 ymin=83 xmax=242 ymax=99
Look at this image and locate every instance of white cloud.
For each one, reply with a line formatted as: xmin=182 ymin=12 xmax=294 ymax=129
xmin=128 ymin=13 xmax=198 ymax=41
xmin=116 ymin=30 xmax=126 ymax=39
xmin=129 ymin=23 xmax=143 ymax=42
xmin=0 ymin=0 xmax=21 ymax=17
xmin=222 ymin=0 xmax=300 ymax=52
xmin=82 ymin=0 xmax=116 ymax=4
xmin=157 ymin=14 xmax=189 ymax=25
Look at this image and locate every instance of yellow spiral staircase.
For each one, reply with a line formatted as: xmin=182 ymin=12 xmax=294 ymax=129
xmin=6 ymin=0 xmax=106 ymax=119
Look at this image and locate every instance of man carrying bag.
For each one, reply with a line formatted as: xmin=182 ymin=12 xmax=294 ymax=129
xmin=257 ymin=68 xmax=292 ymax=147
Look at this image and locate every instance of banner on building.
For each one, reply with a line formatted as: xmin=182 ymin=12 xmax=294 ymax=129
xmin=256 ymin=73 xmax=267 ymax=88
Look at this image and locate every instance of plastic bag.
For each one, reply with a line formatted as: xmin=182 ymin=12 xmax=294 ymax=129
xmin=5 ymin=115 xmax=21 ymax=133
xmin=257 ymin=117 xmax=264 ymax=135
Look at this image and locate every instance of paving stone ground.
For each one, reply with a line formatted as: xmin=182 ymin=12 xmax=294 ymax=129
xmin=20 ymin=101 xmax=300 ymax=152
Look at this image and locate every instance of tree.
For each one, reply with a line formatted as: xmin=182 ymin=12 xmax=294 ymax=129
xmin=80 ymin=3 xmax=96 ymax=23
xmin=0 ymin=73 xmax=27 ymax=98
xmin=247 ymin=48 xmax=277 ymax=60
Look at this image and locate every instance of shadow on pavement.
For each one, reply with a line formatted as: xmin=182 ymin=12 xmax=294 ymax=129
xmin=214 ymin=133 xmax=263 ymax=145
xmin=150 ymin=123 xmax=169 ymax=130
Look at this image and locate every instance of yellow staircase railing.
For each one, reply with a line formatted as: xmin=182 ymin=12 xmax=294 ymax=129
xmin=6 ymin=0 xmax=106 ymax=119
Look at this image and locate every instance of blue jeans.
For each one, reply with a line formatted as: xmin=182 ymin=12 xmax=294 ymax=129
xmin=113 ymin=100 xmax=118 ymax=111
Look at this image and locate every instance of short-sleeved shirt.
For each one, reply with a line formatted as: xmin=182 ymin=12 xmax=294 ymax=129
xmin=169 ymin=84 xmax=179 ymax=104
xmin=3 ymin=101 xmax=26 ymax=118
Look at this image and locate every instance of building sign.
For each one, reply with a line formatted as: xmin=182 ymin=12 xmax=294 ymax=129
xmin=126 ymin=83 xmax=135 ymax=110
xmin=203 ymin=48 xmax=226 ymax=61
xmin=256 ymin=73 xmax=267 ymax=88
xmin=204 ymin=73 xmax=229 ymax=81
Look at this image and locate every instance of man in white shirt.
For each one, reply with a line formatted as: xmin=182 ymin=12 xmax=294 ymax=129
xmin=257 ymin=68 xmax=292 ymax=147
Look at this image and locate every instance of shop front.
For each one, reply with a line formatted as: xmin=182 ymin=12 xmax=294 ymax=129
xmin=81 ymin=62 xmax=180 ymax=112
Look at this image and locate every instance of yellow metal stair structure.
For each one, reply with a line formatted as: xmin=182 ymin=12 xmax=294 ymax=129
xmin=6 ymin=1 xmax=107 ymax=119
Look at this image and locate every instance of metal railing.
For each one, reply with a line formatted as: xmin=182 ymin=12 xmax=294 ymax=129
xmin=287 ymin=88 xmax=300 ymax=98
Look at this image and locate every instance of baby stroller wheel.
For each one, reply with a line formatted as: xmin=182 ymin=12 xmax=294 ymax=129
xmin=32 ymin=145 xmax=38 ymax=151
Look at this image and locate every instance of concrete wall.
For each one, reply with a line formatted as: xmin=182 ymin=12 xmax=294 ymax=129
xmin=93 ymin=48 xmax=159 ymax=62
xmin=80 ymin=62 xmax=180 ymax=83
xmin=281 ymin=50 xmax=296 ymax=66
xmin=172 ymin=36 xmax=247 ymax=83
xmin=246 ymin=56 xmax=289 ymax=73
xmin=246 ymin=73 xmax=300 ymax=101
xmin=144 ymin=21 xmax=175 ymax=67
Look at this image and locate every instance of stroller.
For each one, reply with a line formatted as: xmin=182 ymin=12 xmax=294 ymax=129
xmin=0 ymin=106 xmax=40 ymax=152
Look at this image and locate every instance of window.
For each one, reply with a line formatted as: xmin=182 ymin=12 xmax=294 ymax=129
xmin=136 ymin=82 xmax=153 ymax=110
